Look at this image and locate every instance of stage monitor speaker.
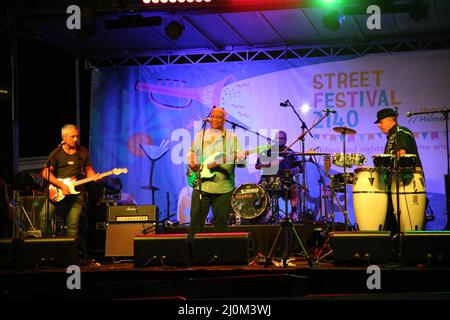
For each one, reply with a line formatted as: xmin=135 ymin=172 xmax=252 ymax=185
xmin=193 ymin=232 xmax=250 ymax=266
xmin=22 ymin=236 xmax=80 ymax=268
xmin=104 ymin=223 xmax=146 ymax=257
xmin=330 ymin=231 xmax=395 ymax=265
xmin=0 ymin=238 xmax=21 ymax=269
xmin=134 ymin=233 xmax=189 ymax=267
xmin=402 ymin=231 xmax=450 ymax=266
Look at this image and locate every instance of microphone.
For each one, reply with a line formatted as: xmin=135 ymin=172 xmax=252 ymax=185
xmin=202 ymin=118 xmax=210 ymax=122
xmin=58 ymin=141 xmax=65 ymax=147
xmin=280 ymin=100 xmax=289 ymax=107
xmin=406 ymin=112 xmax=412 ymax=117
xmin=322 ymin=109 xmax=336 ymax=114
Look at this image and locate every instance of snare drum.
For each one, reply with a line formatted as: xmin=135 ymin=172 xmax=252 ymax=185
xmin=391 ymin=168 xmax=426 ymax=231
xmin=231 ymin=183 xmax=269 ymax=221
xmin=352 ymin=167 xmax=389 ymax=231
xmin=373 ymin=154 xmax=394 ymax=169
xmin=330 ymin=173 xmax=354 ymax=192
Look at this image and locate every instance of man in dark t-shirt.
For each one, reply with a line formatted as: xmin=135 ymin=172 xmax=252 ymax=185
xmin=40 ymin=124 xmax=99 ymax=237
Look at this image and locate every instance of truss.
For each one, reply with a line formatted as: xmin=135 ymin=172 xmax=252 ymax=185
xmin=86 ymin=37 xmax=450 ymax=68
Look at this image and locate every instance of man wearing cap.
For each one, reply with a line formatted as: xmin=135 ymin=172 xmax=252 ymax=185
xmin=375 ymin=108 xmax=423 ymax=232
xmin=375 ymin=108 xmax=422 ymax=167
xmin=187 ymin=107 xmax=246 ymax=236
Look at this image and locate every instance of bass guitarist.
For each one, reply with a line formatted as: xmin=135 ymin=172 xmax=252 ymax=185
xmin=187 ymin=107 xmax=246 ymax=236
xmin=40 ymin=124 xmax=100 ymax=237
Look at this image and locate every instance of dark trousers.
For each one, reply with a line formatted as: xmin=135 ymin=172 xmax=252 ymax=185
xmin=188 ymin=189 xmax=233 ymax=236
xmin=39 ymin=193 xmax=86 ymax=237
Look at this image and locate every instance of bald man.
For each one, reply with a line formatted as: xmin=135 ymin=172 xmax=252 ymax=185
xmin=187 ymin=107 xmax=246 ymax=235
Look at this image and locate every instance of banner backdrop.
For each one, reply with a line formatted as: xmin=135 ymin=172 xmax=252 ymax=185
xmin=90 ymin=49 xmax=450 ymax=230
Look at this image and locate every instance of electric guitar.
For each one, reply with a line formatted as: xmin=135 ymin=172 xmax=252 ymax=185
xmin=48 ymin=168 xmax=128 ymax=203
xmin=186 ymin=146 xmax=269 ymax=188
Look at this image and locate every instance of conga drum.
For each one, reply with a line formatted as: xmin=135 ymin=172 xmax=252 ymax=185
xmin=391 ymin=168 xmax=426 ymax=231
xmin=352 ymin=167 xmax=389 ymax=231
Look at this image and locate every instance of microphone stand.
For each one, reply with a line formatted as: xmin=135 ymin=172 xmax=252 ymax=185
xmin=407 ymin=108 xmax=450 ymax=229
xmin=282 ymin=101 xmax=313 ymax=216
xmin=284 ymin=109 xmax=333 ymax=217
xmin=225 ymin=119 xmax=272 ymax=145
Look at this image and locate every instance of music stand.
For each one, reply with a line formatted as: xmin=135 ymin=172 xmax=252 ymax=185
xmin=140 ymin=143 xmax=170 ymax=205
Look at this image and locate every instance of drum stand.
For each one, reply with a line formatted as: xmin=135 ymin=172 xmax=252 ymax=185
xmin=314 ymin=179 xmax=348 ymax=263
xmin=264 ymin=171 xmax=313 ymax=268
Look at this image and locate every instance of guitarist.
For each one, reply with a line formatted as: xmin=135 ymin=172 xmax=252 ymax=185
xmin=187 ymin=107 xmax=246 ymax=236
xmin=39 ymin=124 xmax=100 ymax=237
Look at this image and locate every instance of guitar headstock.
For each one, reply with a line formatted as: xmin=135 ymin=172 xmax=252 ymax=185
xmin=112 ymin=168 xmax=128 ymax=175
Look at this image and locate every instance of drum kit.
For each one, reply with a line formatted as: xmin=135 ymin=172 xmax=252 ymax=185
xmin=231 ymin=126 xmax=426 ymax=233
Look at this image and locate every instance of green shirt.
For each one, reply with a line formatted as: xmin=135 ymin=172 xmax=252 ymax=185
xmin=190 ymin=128 xmax=243 ymax=194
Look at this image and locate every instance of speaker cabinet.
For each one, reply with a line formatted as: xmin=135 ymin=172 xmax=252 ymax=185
xmin=105 ymin=223 xmax=146 ymax=257
xmin=330 ymin=231 xmax=394 ymax=265
xmin=22 ymin=237 xmax=79 ymax=268
xmin=134 ymin=234 xmax=190 ymax=267
xmin=0 ymin=238 xmax=21 ymax=269
xmin=193 ymin=232 xmax=250 ymax=266
xmin=402 ymin=231 xmax=450 ymax=266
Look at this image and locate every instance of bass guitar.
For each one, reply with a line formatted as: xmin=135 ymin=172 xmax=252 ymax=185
xmin=48 ymin=168 xmax=128 ymax=203
xmin=186 ymin=146 xmax=269 ymax=188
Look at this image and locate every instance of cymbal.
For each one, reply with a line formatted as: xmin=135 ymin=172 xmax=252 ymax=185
xmin=333 ymin=126 xmax=357 ymax=135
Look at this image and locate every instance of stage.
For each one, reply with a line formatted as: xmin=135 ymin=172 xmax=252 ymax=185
xmin=1 ymin=223 xmax=450 ymax=301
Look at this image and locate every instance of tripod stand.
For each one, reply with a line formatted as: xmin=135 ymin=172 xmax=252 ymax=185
xmin=264 ymin=171 xmax=313 ymax=268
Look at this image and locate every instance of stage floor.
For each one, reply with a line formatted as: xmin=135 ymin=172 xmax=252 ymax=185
xmin=2 ymin=222 xmax=450 ymax=301
xmin=2 ymin=253 xmax=450 ymax=301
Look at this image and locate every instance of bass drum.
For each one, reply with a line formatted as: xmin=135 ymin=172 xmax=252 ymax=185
xmin=231 ymin=183 xmax=269 ymax=222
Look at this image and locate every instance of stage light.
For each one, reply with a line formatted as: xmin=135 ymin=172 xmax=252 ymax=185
xmin=323 ymin=9 xmax=345 ymax=31
xmin=165 ymin=21 xmax=185 ymax=40
xmin=300 ymin=103 xmax=311 ymax=114
xmin=409 ymin=0 xmax=429 ymax=21
xmin=143 ymin=0 xmax=212 ymax=3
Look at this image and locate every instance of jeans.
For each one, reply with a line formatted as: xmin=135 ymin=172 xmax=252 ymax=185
xmin=39 ymin=192 xmax=86 ymax=237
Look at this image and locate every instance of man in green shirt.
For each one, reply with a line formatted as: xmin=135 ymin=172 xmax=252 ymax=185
xmin=187 ymin=107 xmax=246 ymax=236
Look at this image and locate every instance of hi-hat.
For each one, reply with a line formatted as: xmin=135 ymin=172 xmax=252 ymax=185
xmin=333 ymin=126 xmax=356 ymax=135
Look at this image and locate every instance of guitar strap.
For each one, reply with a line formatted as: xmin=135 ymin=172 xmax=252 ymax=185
xmin=222 ymin=130 xmax=227 ymax=164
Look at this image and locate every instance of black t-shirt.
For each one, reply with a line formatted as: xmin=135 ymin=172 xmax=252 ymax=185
xmin=47 ymin=145 xmax=91 ymax=179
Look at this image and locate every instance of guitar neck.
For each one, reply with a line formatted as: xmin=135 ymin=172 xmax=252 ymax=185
xmin=72 ymin=171 xmax=113 ymax=187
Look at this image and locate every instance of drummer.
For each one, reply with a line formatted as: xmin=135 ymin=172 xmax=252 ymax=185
xmin=375 ymin=108 xmax=424 ymax=232
xmin=255 ymin=131 xmax=303 ymax=220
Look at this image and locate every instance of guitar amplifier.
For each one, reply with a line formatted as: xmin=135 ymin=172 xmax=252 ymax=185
xmin=107 ymin=205 xmax=159 ymax=222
